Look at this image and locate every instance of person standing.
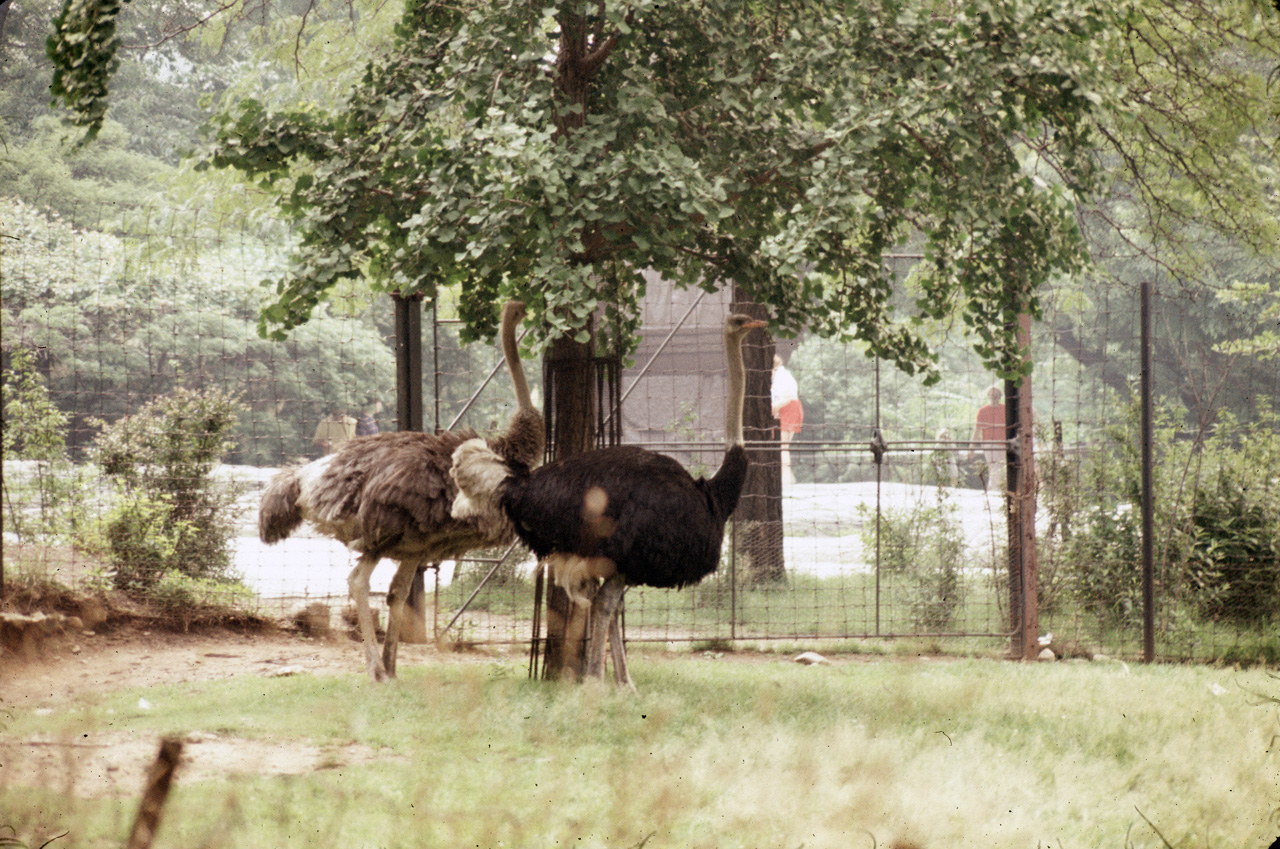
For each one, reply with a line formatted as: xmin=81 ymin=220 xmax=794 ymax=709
xmin=313 ymin=407 xmax=357 ymax=455
xmin=771 ymin=354 xmax=804 ymax=485
xmin=971 ymin=385 xmax=1007 ymax=490
xmin=356 ymin=399 xmax=383 ymax=437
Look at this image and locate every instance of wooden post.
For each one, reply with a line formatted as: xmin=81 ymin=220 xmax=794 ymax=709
xmin=125 ymin=738 xmax=183 ymax=849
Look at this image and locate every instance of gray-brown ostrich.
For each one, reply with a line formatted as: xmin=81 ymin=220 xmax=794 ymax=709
xmin=258 ymin=301 xmax=543 ymax=682
xmin=450 ymin=313 xmax=764 ymax=687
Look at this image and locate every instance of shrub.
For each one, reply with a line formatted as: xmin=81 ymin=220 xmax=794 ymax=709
xmin=87 ymin=387 xmax=247 ymax=594
xmin=1182 ymin=412 xmax=1280 ymax=626
xmin=1 ymin=348 xmax=90 ymax=543
xmin=1046 ymin=400 xmax=1280 ymax=631
xmin=858 ymin=493 xmax=966 ymax=631
xmin=149 ymin=570 xmax=257 ymax=628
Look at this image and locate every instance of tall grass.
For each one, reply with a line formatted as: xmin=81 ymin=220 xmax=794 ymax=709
xmin=3 ymin=656 xmax=1276 ymax=848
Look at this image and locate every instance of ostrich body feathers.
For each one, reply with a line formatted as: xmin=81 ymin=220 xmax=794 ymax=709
xmin=261 ymin=429 xmax=524 ymax=561
xmin=452 ymin=440 xmax=748 ymax=593
xmin=256 ymin=299 xmax=544 ymax=682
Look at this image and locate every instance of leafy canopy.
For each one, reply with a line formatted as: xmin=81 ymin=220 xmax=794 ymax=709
xmin=196 ymin=0 xmax=1118 ymax=381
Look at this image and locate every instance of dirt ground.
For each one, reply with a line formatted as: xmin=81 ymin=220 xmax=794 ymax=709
xmin=0 ymin=610 xmax=847 ymax=799
xmin=0 ymin=623 xmax=515 ymax=797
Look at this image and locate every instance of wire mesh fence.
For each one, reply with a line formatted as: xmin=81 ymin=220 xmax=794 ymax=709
xmin=3 ymin=198 xmax=1277 ymax=664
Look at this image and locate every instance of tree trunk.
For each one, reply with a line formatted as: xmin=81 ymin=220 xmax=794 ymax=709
xmin=731 ymin=285 xmax=785 ymax=583
xmin=1006 ymin=313 xmax=1038 ymax=660
xmin=540 ymin=332 xmax=597 ymax=680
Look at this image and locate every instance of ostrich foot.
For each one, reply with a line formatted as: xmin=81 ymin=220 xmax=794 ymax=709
xmin=365 ymin=645 xmax=390 ymax=682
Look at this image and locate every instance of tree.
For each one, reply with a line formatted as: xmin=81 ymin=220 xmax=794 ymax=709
xmin=186 ymin=0 xmax=1119 ymax=674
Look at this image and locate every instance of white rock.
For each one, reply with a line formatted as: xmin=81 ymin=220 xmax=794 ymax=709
xmin=794 ymin=651 xmax=831 ymax=666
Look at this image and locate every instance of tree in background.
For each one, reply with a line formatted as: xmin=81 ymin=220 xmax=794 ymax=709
xmin=0 ymin=197 xmax=398 ymax=463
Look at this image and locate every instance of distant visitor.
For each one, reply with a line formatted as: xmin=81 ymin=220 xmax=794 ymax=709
xmin=971 ymin=386 xmax=1006 ymax=490
xmin=771 ymin=354 xmax=804 ymax=486
xmin=313 ymin=407 xmax=357 ymax=455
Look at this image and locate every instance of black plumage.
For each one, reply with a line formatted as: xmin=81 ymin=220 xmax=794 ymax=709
xmin=451 ymin=313 xmax=764 ymax=686
xmin=503 ymin=444 xmax=747 ymax=589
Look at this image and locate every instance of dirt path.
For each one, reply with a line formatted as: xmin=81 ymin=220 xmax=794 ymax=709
xmin=0 ymin=624 xmax=514 ymax=797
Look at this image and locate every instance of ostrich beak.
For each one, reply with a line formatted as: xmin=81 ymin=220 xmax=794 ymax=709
xmin=744 ymin=319 xmax=767 ymax=329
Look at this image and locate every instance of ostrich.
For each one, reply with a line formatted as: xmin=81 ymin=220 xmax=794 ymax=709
xmin=258 ymin=300 xmax=544 ymax=682
xmin=450 ymin=312 xmax=765 ymax=686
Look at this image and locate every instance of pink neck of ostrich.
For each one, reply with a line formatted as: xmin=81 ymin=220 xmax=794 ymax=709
xmin=501 ymin=304 xmax=533 ymax=413
xmin=724 ymin=330 xmax=747 ymax=449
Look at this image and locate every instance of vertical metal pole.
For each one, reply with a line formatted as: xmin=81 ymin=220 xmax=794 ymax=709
xmin=392 ymin=293 xmax=428 ymax=639
xmin=873 ymin=357 xmax=882 ymax=637
xmin=432 ymin=303 xmax=441 ymax=433
xmin=1140 ymin=282 xmax=1156 ymax=663
xmin=394 ymin=293 xmax=424 ymax=433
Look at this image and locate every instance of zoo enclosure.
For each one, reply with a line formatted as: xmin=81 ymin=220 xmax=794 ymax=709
xmin=2 ymin=200 xmax=1277 ymax=664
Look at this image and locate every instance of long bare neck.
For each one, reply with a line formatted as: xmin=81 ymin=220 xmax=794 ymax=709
xmin=724 ymin=333 xmax=747 ymax=448
xmin=501 ymin=308 xmax=533 ymax=413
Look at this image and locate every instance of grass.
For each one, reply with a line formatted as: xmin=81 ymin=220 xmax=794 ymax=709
xmin=3 ymin=655 xmax=1278 ymax=848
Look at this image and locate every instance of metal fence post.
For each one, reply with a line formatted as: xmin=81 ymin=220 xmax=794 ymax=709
xmin=1140 ymin=281 xmax=1156 ymax=663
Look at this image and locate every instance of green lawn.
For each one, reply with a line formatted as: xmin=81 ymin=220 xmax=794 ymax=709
xmin=3 ymin=654 xmax=1276 ymax=848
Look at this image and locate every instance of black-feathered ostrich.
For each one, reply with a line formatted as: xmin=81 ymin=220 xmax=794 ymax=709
xmin=258 ymin=301 xmax=544 ymax=682
xmin=450 ymin=312 xmax=765 ymax=687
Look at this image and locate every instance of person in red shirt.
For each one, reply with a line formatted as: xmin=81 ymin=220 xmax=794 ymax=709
xmin=971 ymin=385 xmax=1006 ymax=490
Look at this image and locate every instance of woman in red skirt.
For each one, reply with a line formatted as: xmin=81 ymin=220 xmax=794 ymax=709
xmin=771 ymin=355 xmax=804 ymax=485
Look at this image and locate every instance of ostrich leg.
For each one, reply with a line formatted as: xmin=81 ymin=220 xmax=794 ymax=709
xmin=347 ymin=553 xmax=388 ymax=682
xmin=586 ymin=573 xmax=628 ymax=681
xmin=383 ymin=560 xmax=422 ymax=678
xmin=608 ymin=610 xmax=634 ymax=690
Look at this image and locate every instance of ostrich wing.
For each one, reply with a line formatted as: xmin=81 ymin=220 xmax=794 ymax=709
xmin=504 ymin=446 xmax=728 ymax=589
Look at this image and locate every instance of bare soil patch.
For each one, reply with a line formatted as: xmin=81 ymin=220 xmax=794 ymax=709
xmin=0 ymin=622 xmax=514 ymax=797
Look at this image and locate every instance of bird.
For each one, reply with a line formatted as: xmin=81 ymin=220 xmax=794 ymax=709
xmin=450 ymin=312 xmax=765 ymax=687
xmin=258 ymin=300 xmax=544 ymax=682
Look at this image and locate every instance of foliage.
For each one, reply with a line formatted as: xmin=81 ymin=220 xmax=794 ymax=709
xmin=147 ymin=569 xmax=258 ymax=625
xmin=1182 ymin=411 xmax=1280 ymax=626
xmin=1048 ymin=400 xmax=1189 ymax=625
xmin=197 ymin=0 xmax=1120 ymax=382
xmin=1045 ymin=399 xmax=1280 ymax=629
xmin=857 ymin=488 xmax=967 ymax=631
xmin=46 ymin=0 xmax=134 ymax=142
xmin=0 ymin=116 xmax=167 ymax=219
xmin=86 ymin=386 xmax=246 ymax=594
xmin=0 ymin=196 xmax=398 ymax=464
xmin=1050 ymin=0 xmax=1280 ymax=426
xmin=0 ymin=348 xmax=90 ymax=544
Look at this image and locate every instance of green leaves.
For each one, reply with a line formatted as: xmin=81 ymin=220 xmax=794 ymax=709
xmin=196 ymin=0 xmax=1125 ymax=375
xmin=47 ymin=0 xmax=134 ymax=142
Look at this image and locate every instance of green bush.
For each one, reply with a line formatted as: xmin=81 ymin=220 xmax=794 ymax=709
xmin=149 ymin=569 xmax=257 ymax=622
xmin=858 ymin=494 xmax=966 ymax=631
xmin=87 ymin=387 xmax=247 ymax=594
xmin=1 ymin=348 xmax=90 ymax=543
xmin=1046 ymin=401 xmax=1280 ymax=630
xmin=1182 ymin=412 xmax=1280 ymax=626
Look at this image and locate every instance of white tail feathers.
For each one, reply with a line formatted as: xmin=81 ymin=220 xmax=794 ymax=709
xmin=545 ymin=553 xmax=618 ymax=607
xmin=450 ymin=438 xmax=511 ymax=520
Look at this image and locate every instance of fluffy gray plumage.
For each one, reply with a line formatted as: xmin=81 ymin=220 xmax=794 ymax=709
xmin=259 ymin=301 xmax=543 ymax=682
